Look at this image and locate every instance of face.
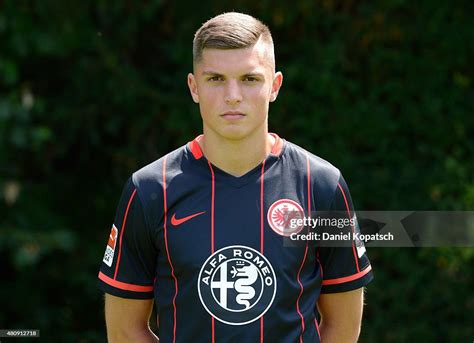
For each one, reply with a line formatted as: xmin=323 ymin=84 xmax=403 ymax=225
xmin=188 ymin=39 xmax=283 ymax=141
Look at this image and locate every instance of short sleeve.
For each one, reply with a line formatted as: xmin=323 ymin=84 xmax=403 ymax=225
xmin=98 ymin=177 xmax=157 ymax=299
xmin=319 ymin=174 xmax=373 ymax=293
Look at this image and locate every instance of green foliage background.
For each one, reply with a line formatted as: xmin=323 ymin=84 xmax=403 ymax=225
xmin=0 ymin=1 xmax=472 ymax=342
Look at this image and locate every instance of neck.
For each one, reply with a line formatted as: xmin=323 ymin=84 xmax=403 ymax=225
xmin=199 ymin=129 xmax=275 ymax=177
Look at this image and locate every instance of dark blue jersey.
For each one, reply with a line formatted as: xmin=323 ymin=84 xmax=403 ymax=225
xmin=98 ymin=134 xmax=373 ymax=343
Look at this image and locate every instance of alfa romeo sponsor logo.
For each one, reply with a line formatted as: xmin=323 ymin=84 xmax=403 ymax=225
xmin=267 ymin=199 xmax=305 ymax=236
xmin=197 ymin=245 xmax=277 ymax=325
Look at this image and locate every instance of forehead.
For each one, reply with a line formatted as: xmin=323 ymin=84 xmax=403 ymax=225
xmin=196 ymin=40 xmax=273 ymax=74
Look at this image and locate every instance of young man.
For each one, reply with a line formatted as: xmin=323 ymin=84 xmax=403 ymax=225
xmin=98 ymin=12 xmax=373 ymax=343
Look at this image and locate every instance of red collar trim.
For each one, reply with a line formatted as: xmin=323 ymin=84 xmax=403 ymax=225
xmin=188 ymin=133 xmax=284 ymax=160
xmin=269 ymin=133 xmax=283 ymax=156
xmin=189 ymin=135 xmax=204 ymax=159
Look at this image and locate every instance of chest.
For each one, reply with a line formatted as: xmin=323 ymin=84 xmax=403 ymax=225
xmin=157 ymin=171 xmax=314 ymax=279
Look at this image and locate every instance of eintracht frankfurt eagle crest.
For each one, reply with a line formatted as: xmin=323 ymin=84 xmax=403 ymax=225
xmin=267 ymin=199 xmax=305 ymax=236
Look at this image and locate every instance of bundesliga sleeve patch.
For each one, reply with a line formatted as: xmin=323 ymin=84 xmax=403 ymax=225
xmin=103 ymin=224 xmax=118 ymax=267
xmin=353 ymin=214 xmax=366 ymax=258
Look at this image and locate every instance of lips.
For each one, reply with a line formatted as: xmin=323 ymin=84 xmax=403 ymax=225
xmin=221 ymin=111 xmax=246 ymax=119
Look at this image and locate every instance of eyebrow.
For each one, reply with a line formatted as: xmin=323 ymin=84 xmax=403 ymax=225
xmin=201 ymin=71 xmax=265 ymax=78
xmin=202 ymin=71 xmax=223 ymax=76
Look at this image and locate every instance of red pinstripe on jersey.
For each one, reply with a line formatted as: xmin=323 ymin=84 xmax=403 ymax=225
xmin=163 ymin=155 xmax=178 ymax=343
xmin=207 ymin=161 xmax=216 ymax=343
xmin=260 ymin=160 xmax=266 ymax=255
xmin=260 ymin=159 xmax=266 ymax=343
xmin=114 ymin=188 xmax=137 ymax=279
xmin=337 ymin=183 xmax=360 ymax=273
xmin=296 ymin=153 xmax=311 ymax=342
xmin=208 ymin=161 xmax=215 ymax=255
xmin=314 ymin=317 xmax=320 ymax=338
xmin=315 ymin=249 xmax=322 ymax=341
xmin=316 ymin=249 xmax=323 ymax=279
xmin=296 ymin=245 xmax=309 ymax=343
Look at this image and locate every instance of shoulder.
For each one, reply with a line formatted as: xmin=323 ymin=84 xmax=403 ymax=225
xmin=122 ymin=142 xmax=194 ymax=230
xmin=131 ymin=144 xmax=188 ymax=193
xmin=126 ymin=144 xmax=189 ymax=220
xmin=283 ymin=140 xmax=341 ymax=183
xmin=283 ymin=140 xmax=344 ymax=209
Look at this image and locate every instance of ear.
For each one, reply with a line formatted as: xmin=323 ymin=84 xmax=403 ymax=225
xmin=270 ymin=71 xmax=283 ymax=102
xmin=187 ymin=73 xmax=199 ymax=103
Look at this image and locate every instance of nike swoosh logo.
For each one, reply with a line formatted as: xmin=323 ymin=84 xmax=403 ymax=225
xmin=171 ymin=211 xmax=206 ymax=226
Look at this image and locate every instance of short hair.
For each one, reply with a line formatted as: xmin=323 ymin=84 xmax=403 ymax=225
xmin=193 ymin=12 xmax=275 ymax=68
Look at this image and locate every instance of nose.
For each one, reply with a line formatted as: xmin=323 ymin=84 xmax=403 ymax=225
xmin=224 ymin=80 xmax=242 ymax=105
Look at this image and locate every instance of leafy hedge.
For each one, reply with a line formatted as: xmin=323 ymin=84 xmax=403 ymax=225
xmin=1 ymin=1 xmax=472 ymax=341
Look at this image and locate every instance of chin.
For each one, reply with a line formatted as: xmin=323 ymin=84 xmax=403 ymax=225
xmin=216 ymin=128 xmax=252 ymax=141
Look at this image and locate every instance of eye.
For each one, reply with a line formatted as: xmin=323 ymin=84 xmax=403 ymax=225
xmin=208 ymin=76 xmax=223 ymax=82
xmin=244 ymin=76 xmax=259 ymax=82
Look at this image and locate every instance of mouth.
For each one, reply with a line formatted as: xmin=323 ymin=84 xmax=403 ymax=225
xmin=221 ymin=111 xmax=246 ymax=119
